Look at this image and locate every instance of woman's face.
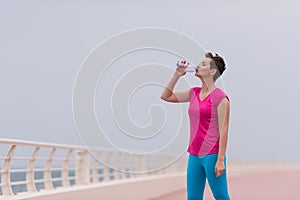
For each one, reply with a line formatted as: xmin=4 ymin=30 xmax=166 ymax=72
xmin=195 ymin=57 xmax=216 ymax=79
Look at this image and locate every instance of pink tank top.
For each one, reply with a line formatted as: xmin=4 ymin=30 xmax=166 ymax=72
xmin=188 ymin=87 xmax=230 ymax=156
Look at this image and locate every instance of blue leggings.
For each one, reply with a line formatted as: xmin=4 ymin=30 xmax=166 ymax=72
xmin=187 ymin=153 xmax=230 ymax=200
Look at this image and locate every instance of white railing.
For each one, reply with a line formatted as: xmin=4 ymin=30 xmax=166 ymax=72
xmin=0 ymin=138 xmax=187 ymax=197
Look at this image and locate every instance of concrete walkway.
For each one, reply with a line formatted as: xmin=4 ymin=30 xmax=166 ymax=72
xmin=149 ymin=168 xmax=300 ymax=200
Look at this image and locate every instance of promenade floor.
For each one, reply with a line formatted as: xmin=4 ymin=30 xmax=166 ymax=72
xmin=149 ymin=168 xmax=300 ymax=200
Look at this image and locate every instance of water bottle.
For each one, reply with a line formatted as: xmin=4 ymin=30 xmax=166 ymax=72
xmin=176 ymin=60 xmax=198 ymax=73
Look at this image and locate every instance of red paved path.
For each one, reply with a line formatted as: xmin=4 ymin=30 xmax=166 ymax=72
xmin=149 ymin=169 xmax=300 ymax=200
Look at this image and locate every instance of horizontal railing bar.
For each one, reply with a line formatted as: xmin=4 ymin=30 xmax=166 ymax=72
xmin=4 ymin=157 xmax=76 ymax=161
xmin=0 ymin=138 xmax=169 ymax=157
xmin=35 ymin=157 xmax=70 ymax=161
xmin=32 ymin=168 xmax=48 ymax=172
xmin=8 ymin=167 xmax=77 ymax=173
xmin=10 ymin=177 xmax=77 ymax=185
xmin=10 ymin=169 xmax=28 ymax=173
xmin=63 ymin=167 xmax=76 ymax=170
xmin=10 ymin=177 xmax=81 ymax=186
xmin=0 ymin=138 xmax=84 ymax=150
xmin=47 ymin=167 xmax=76 ymax=171
xmin=0 ymin=138 xmax=147 ymax=155
xmin=33 ymin=179 xmax=44 ymax=183
xmin=9 ymin=157 xmax=37 ymax=160
xmin=48 ymin=167 xmax=67 ymax=171
xmin=3 ymin=168 xmax=89 ymax=175
xmin=51 ymin=177 xmax=63 ymax=182
xmin=11 ymin=180 xmax=28 ymax=185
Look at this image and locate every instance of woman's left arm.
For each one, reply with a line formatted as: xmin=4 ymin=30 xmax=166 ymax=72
xmin=215 ymin=97 xmax=230 ymax=177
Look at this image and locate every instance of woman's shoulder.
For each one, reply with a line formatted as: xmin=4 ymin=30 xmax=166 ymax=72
xmin=212 ymin=87 xmax=230 ymax=105
xmin=191 ymin=86 xmax=201 ymax=90
xmin=189 ymin=87 xmax=200 ymax=100
xmin=215 ymin=87 xmax=228 ymax=96
xmin=189 ymin=86 xmax=201 ymax=93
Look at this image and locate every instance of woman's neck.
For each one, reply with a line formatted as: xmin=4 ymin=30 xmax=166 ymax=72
xmin=200 ymin=79 xmax=216 ymax=93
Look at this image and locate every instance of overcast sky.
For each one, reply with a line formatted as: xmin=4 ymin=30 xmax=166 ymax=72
xmin=1 ymin=0 xmax=299 ymax=162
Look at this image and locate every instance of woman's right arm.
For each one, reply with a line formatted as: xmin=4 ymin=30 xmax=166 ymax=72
xmin=160 ymin=69 xmax=190 ymax=103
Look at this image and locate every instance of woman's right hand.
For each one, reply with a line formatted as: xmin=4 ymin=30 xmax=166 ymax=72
xmin=174 ymin=60 xmax=188 ymax=77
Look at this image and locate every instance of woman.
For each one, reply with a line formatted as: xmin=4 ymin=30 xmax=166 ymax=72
xmin=160 ymin=52 xmax=231 ymax=200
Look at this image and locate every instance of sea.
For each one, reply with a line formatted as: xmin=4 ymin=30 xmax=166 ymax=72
xmin=0 ymin=168 xmax=118 ymax=195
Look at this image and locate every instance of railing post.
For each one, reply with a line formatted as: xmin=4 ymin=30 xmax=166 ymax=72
xmin=75 ymin=149 xmax=90 ymax=185
xmin=62 ymin=149 xmax=73 ymax=187
xmin=44 ymin=148 xmax=56 ymax=190
xmin=129 ymin=154 xmax=137 ymax=178
xmin=114 ymin=152 xmax=122 ymax=180
xmin=26 ymin=147 xmax=40 ymax=192
xmin=121 ymin=153 xmax=128 ymax=179
xmin=151 ymin=155 xmax=158 ymax=175
xmin=148 ymin=155 xmax=155 ymax=176
xmin=139 ymin=154 xmax=146 ymax=177
xmin=1 ymin=144 xmax=16 ymax=195
xmin=103 ymin=152 xmax=112 ymax=181
xmin=92 ymin=152 xmax=100 ymax=183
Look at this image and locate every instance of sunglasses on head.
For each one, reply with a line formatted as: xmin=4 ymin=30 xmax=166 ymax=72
xmin=209 ymin=52 xmax=219 ymax=58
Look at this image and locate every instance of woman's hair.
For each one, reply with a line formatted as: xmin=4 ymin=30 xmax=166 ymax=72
xmin=205 ymin=52 xmax=226 ymax=82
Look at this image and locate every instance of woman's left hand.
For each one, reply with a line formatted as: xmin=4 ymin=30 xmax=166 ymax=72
xmin=215 ymin=160 xmax=226 ymax=177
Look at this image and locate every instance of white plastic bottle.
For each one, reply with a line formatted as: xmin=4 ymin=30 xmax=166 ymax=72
xmin=176 ymin=60 xmax=198 ymax=72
